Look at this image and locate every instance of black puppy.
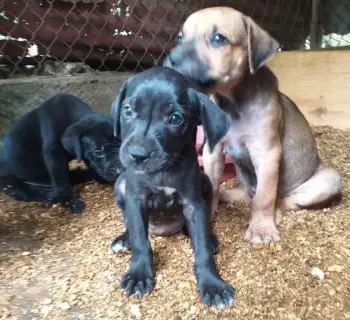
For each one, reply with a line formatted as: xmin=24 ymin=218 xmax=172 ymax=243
xmin=111 ymin=67 xmax=234 ymax=308
xmin=0 ymin=93 xmax=122 ymax=214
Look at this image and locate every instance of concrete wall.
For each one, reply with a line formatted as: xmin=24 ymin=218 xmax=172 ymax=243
xmin=0 ymin=72 xmax=132 ymax=138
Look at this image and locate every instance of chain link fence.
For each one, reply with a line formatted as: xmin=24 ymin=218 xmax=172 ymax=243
xmin=0 ymin=0 xmax=349 ymax=79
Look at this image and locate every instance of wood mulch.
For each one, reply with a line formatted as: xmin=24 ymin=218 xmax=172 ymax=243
xmin=0 ymin=126 xmax=349 ymax=320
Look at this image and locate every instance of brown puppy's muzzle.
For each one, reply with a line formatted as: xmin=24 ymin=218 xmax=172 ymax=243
xmin=163 ymin=43 xmax=215 ymax=91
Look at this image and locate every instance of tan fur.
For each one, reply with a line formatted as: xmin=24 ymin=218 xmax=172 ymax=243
xmin=202 ymin=140 xmax=226 ymax=222
xmin=177 ymin=7 xmax=342 ymax=243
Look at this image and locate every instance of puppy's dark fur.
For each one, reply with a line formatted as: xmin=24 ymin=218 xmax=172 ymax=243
xmin=0 ymin=93 xmax=122 ymax=213
xmin=110 ymin=67 xmax=234 ymax=308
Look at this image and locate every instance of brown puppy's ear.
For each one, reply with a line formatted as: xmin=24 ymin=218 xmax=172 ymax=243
xmin=244 ymin=16 xmax=281 ymax=74
xmin=111 ymin=80 xmax=129 ymax=137
xmin=187 ymin=88 xmax=230 ymax=153
xmin=61 ymin=124 xmax=83 ymax=162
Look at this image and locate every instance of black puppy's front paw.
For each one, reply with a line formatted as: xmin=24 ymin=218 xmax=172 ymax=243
xmin=61 ymin=198 xmax=85 ymax=214
xmin=199 ymin=278 xmax=235 ymax=308
xmin=111 ymin=232 xmax=130 ymax=254
xmin=121 ymin=264 xmax=154 ymax=297
xmin=42 ymin=198 xmax=54 ymax=208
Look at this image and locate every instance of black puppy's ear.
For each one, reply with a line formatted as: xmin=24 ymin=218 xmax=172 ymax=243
xmin=187 ymin=88 xmax=230 ymax=153
xmin=244 ymin=16 xmax=281 ymax=74
xmin=61 ymin=124 xmax=83 ymax=161
xmin=111 ymin=80 xmax=129 ymax=137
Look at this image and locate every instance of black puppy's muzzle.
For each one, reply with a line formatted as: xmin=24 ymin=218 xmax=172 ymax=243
xmin=91 ymin=161 xmax=120 ymax=182
xmin=120 ymin=135 xmax=166 ymax=172
xmin=128 ymin=145 xmax=152 ymax=165
xmin=163 ymin=44 xmax=216 ymax=91
xmin=106 ymin=167 xmax=121 ymax=181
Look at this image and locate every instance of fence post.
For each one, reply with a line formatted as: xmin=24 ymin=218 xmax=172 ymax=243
xmin=310 ymin=0 xmax=322 ymax=49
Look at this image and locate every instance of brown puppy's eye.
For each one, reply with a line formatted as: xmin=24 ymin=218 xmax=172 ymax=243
xmin=210 ymin=33 xmax=229 ymax=47
xmin=94 ymin=150 xmax=104 ymax=158
xmin=122 ymin=105 xmax=133 ymax=118
xmin=168 ymin=113 xmax=183 ymax=126
xmin=175 ymin=34 xmax=183 ymax=44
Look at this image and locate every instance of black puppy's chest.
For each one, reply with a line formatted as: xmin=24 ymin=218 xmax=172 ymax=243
xmin=145 ymin=186 xmax=182 ymax=214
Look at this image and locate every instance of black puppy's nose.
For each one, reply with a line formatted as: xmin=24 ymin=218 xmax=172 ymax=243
xmin=128 ymin=146 xmax=150 ymax=163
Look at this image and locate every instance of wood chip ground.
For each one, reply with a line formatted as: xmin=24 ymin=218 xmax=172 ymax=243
xmin=0 ymin=126 xmax=349 ymax=320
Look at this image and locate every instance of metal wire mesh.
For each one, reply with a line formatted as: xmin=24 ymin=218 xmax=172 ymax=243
xmin=0 ymin=0 xmax=349 ymax=79
xmin=320 ymin=0 xmax=350 ymax=48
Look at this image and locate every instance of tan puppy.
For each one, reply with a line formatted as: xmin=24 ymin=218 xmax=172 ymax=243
xmin=163 ymin=7 xmax=342 ymax=243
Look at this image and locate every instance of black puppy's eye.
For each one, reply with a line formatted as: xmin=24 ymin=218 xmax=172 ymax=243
xmin=168 ymin=113 xmax=183 ymax=126
xmin=175 ymin=34 xmax=183 ymax=44
xmin=210 ymin=33 xmax=228 ymax=47
xmin=93 ymin=150 xmax=104 ymax=158
xmin=122 ymin=105 xmax=133 ymax=118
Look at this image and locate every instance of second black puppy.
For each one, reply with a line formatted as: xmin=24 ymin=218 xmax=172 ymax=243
xmin=0 ymin=93 xmax=122 ymax=214
xmin=111 ymin=67 xmax=234 ymax=308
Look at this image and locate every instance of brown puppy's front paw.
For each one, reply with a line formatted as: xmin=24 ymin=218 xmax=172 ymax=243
xmin=220 ymin=188 xmax=251 ymax=204
xmin=244 ymin=216 xmax=280 ymax=243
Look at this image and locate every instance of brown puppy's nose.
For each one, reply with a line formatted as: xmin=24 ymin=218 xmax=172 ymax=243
xmin=128 ymin=146 xmax=150 ymax=163
xmin=163 ymin=53 xmax=176 ymax=68
xmin=164 ymin=45 xmax=187 ymax=68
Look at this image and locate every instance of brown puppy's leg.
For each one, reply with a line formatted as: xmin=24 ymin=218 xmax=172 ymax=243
xmin=202 ymin=140 xmax=225 ymax=221
xmin=244 ymin=144 xmax=282 ymax=244
xmin=278 ymin=164 xmax=342 ymax=213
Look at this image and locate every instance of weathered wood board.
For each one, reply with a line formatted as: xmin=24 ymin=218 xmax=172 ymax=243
xmin=269 ymin=50 xmax=350 ymax=130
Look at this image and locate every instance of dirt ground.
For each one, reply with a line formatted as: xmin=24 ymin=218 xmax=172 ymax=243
xmin=0 ymin=126 xmax=349 ymax=320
